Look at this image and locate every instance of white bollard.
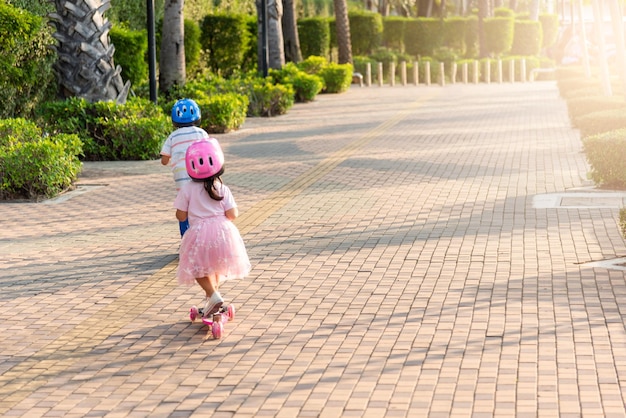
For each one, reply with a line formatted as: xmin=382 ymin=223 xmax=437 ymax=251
xmin=509 ymin=59 xmax=515 ymax=83
xmin=521 ymin=58 xmax=527 ymax=82
xmin=401 ymin=61 xmax=407 ymax=86
xmin=413 ymin=61 xmax=419 ymax=85
xmin=378 ymin=62 xmax=383 ymax=86
xmin=451 ymin=62 xmax=457 ymax=84
xmin=366 ymin=62 xmax=372 ymax=87
xmin=390 ymin=62 xmax=396 ymax=86
xmin=439 ymin=62 xmax=445 ymax=86
xmin=497 ymin=59 xmax=503 ymax=83
xmin=425 ymin=61 xmax=431 ymax=86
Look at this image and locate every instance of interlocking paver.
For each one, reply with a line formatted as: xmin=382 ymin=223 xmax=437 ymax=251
xmin=2 ymin=82 xmax=626 ymax=416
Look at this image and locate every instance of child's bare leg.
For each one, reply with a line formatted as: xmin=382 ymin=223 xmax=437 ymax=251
xmin=196 ymin=276 xmax=217 ymax=297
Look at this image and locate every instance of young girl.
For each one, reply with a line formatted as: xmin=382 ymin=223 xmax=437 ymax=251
xmin=174 ymin=138 xmax=251 ymax=316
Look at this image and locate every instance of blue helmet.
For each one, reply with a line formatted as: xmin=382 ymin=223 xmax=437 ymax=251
xmin=171 ymin=98 xmax=201 ymax=126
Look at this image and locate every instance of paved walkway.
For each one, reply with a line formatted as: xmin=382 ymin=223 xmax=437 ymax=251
xmin=2 ymin=82 xmax=626 ymax=417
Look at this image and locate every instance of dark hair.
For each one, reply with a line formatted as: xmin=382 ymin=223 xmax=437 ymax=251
xmin=173 ymin=119 xmax=201 ymax=128
xmin=193 ymin=166 xmax=225 ymax=201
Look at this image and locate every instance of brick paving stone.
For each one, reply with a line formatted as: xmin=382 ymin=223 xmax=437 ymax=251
xmin=3 ymin=82 xmax=626 ymax=416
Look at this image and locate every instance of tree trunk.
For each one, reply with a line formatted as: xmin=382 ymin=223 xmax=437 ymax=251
xmin=267 ymin=0 xmax=285 ymax=69
xmin=333 ymin=0 xmax=352 ymax=64
xmin=48 ymin=0 xmax=130 ymax=104
xmin=282 ymin=0 xmax=302 ymax=63
xmin=609 ymin=0 xmax=626 ymax=99
xmin=478 ymin=0 xmax=489 ymax=57
xmin=159 ymin=0 xmax=186 ymax=95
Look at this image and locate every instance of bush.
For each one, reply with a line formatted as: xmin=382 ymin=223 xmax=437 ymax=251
xmin=200 ymin=14 xmax=250 ymax=77
xmin=197 ymin=93 xmax=249 ymax=133
xmin=383 ymin=16 xmax=407 ymax=52
xmin=583 ymin=129 xmax=626 ymax=188
xmin=320 ymin=63 xmax=353 ymax=93
xmin=483 ymin=16 xmax=514 ymax=57
xmin=246 ymin=80 xmax=294 ymax=116
xmin=353 ymin=55 xmax=377 ymax=77
xmin=109 ymin=26 xmax=148 ymax=86
xmin=36 ymin=97 xmax=170 ymax=161
xmin=0 ymin=3 xmax=56 ymax=119
xmin=577 ymin=108 xmax=626 ymax=138
xmin=349 ymin=11 xmax=383 ymax=56
xmin=298 ymin=17 xmax=330 ymax=59
xmin=184 ymin=19 xmax=202 ymax=77
xmin=443 ymin=17 xmax=468 ymax=56
xmin=567 ymin=95 xmax=626 ymax=123
xmin=511 ymin=20 xmax=542 ymax=56
xmin=405 ymin=18 xmax=443 ymax=58
xmin=270 ymin=62 xmax=323 ymax=102
xmin=0 ymin=118 xmax=82 ymax=200
xmin=539 ymin=14 xmax=559 ymax=49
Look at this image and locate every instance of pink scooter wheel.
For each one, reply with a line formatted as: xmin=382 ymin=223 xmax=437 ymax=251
xmin=190 ymin=306 xmax=199 ymax=322
xmin=212 ymin=322 xmax=223 ymax=339
xmin=227 ymin=304 xmax=235 ymax=321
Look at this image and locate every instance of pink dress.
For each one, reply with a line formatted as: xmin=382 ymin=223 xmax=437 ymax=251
xmin=174 ymin=181 xmax=251 ymax=285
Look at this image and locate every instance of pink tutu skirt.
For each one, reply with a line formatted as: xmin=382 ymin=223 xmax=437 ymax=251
xmin=177 ymin=216 xmax=251 ymax=285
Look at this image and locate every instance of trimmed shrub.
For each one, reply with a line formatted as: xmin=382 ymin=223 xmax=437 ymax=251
xmin=539 ymin=14 xmax=559 ymax=49
xmin=353 ymin=55 xmax=377 ymax=77
xmin=36 ymin=97 xmax=170 ymax=161
xmin=577 ymin=108 xmax=626 ymax=138
xmin=320 ymin=63 xmax=353 ymax=93
xmin=0 ymin=3 xmax=56 ymax=119
xmin=483 ymin=16 xmax=514 ymax=57
xmin=349 ymin=11 xmax=383 ymax=56
xmin=200 ymin=14 xmax=250 ymax=77
xmin=464 ymin=15 xmax=479 ymax=58
xmin=511 ymin=20 xmax=542 ymax=56
xmin=247 ymin=80 xmax=294 ymax=116
xmin=298 ymin=55 xmax=329 ymax=75
xmin=184 ymin=19 xmax=202 ymax=77
xmin=298 ymin=17 xmax=330 ymax=59
xmin=0 ymin=118 xmax=82 ymax=200
xmin=583 ymin=129 xmax=626 ymax=188
xmin=567 ymin=95 xmax=626 ymax=123
xmin=382 ymin=16 xmax=407 ymax=52
xmin=110 ymin=26 xmax=148 ymax=86
xmin=405 ymin=18 xmax=443 ymax=58
xmin=270 ymin=62 xmax=323 ymax=102
xmin=443 ymin=17 xmax=467 ymax=56
xmin=197 ymin=93 xmax=248 ymax=133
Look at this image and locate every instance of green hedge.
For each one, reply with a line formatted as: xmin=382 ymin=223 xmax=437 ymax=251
xmin=383 ymin=16 xmax=407 ymax=53
xmin=348 ymin=11 xmax=383 ymax=56
xmin=0 ymin=118 xmax=82 ymax=199
xmin=577 ymin=108 xmax=626 ymax=139
xmin=405 ymin=18 xmax=442 ymax=57
xmin=36 ymin=97 xmax=170 ymax=161
xmin=539 ymin=14 xmax=558 ymax=49
xmin=583 ymin=129 xmax=626 ymax=188
xmin=298 ymin=17 xmax=330 ymax=59
xmin=197 ymin=93 xmax=248 ymax=133
xmin=511 ymin=20 xmax=542 ymax=56
xmin=0 ymin=3 xmax=56 ymax=119
xmin=110 ymin=26 xmax=148 ymax=87
xmin=443 ymin=17 xmax=468 ymax=56
xmin=270 ymin=62 xmax=323 ymax=102
xmin=483 ymin=16 xmax=514 ymax=57
xmin=200 ymin=14 xmax=250 ymax=77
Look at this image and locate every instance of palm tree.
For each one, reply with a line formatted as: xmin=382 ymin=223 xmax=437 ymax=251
xmin=282 ymin=0 xmax=302 ymax=63
xmin=267 ymin=0 xmax=285 ymax=69
xmin=49 ymin=0 xmax=130 ymax=103
xmin=333 ymin=0 xmax=352 ymax=64
xmin=159 ymin=0 xmax=186 ymax=95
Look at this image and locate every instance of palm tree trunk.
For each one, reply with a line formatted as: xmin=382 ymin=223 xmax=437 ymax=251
xmin=282 ymin=0 xmax=302 ymax=63
xmin=267 ymin=0 xmax=285 ymax=69
xmin=159 ymin=0 xmax=186 ymax=95
xmin=333 ymin=0 xmax=352 ymax=64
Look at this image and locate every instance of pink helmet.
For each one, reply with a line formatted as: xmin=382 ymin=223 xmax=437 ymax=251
xmin=185 ymin=138 xmax=224 ymax=180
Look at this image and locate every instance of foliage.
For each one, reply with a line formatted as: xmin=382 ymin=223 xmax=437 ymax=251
xmin=184 ymin=19 xmax=202 ymax=77
xmin=4 ymin=0 xmax=52 ymax=15
xmin=297 ymin=55 xmax=329 ymax=75
xmin=443 ymin=17 xmax=467 ymax=57
xmin=352 ymin=55 xmax=377 ymax=77
xmin=576 ymin=109 xmax=626 ymax=139
xmin=35 ymin=97 xmax=170 ymax=161
xmin=107 ymin=0 xmax=164 ymax=31
xmin=320 ymin=63 xmax=353 ymax=93
xmin=567 ymin=95 xmax=626 ymax=124
xmin=297 ymin=17 xmax=330 ymax=59
xmin=244 ymin=79 xmax=295 ymax=117
xmin=382 ymin=16 xmax=407 ymax=53
xmin=483 ymin=16 xmax=514 ymax=57
xmin=582 ymin=129 xmax=626 ymax=189
xmin=0 ymin=2 xmax=57 ymax=119
xmin=511 ymin=20 xmax=542 ymax=56
xmin=109 ymin=25 xmax=148 ymax=86
xmin=620 ymin=208 xmax=626 ymax=238
xmin=539 ymin=14 xmax=558 ymax=49
xmin=0 ymin=118 xmax=82 ymax=199
xmin=270 ymin=62 xmax=323 ymax=103
xmin=463 ymin=15 xmax=479 ymax=58
xmin=348 ymin=11 xmax=383 ymax=56
xmin=405 ymin=18 xmax=442 ymax=58
xmin=200 ymin=13 xmax=250 ymax=77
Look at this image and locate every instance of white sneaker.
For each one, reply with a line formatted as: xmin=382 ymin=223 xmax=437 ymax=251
xmin=203 ymin=292 xmax=224 ymax=317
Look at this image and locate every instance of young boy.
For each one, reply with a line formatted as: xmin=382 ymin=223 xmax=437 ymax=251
xmin=161 ymin=98 xmax=213 ymax=237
